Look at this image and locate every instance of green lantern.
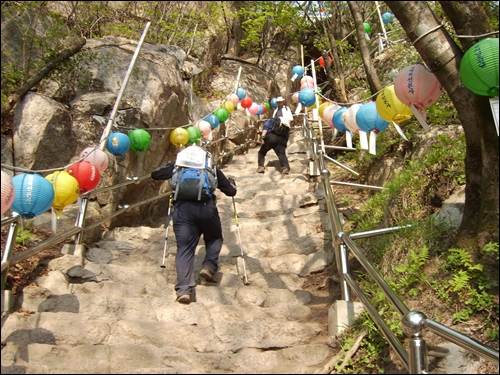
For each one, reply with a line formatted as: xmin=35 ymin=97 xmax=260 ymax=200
xmin=214 ymin=108 xmax=229 ymax=123
xmin=128 ymin=129 xmax=151 ymax=152
xmin=363 ymin=23 xmax=371 ymax=34
xmin=263 ymin=102 xmax=271 ymax=113
xmin=460 ymin=38 xmax=499 ymax=97
xmin=186 ymin=126 xmax=201 ymax=144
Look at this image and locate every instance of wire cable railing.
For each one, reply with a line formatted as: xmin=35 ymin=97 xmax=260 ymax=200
xmin=302 ymin=114 xmax=499 ymax=373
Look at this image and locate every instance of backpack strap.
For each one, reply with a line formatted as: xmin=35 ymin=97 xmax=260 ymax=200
xmin=197 ymin=168 xmax=204 ymax=201
xmin=173 ymin=167 xmax=183 ymax=201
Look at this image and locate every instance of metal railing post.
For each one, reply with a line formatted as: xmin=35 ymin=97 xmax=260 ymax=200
xmin=1 ymin=221 xmax=19 ymax=290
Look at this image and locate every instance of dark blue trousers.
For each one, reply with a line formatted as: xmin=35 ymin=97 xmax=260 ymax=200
xmin=172 ymin=199 xmax=223 ymax=297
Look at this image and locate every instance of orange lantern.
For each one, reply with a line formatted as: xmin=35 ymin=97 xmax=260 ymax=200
xmin=240 ymin=97 xmax=253 ymax=109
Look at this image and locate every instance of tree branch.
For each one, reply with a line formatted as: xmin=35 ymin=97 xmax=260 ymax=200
xmin=1 ymin=37 xmax=86 ymax=119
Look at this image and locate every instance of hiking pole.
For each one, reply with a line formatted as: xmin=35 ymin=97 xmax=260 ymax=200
xmin=232 ymin=196 xmax=249 ymax=285
xmin=160 ymin=194 xmax=173 ymax=268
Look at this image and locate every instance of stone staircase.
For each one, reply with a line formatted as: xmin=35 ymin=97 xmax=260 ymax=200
xmin=1 ymin=129 xmax=341 ymax=373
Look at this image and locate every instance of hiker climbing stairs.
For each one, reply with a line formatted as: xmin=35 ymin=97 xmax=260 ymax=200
xmin=1 ymin=128 xmax=340 ymax=373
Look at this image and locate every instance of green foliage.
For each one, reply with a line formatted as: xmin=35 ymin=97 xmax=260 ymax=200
xmin=16 ymin=220 xmax=36 ymax=244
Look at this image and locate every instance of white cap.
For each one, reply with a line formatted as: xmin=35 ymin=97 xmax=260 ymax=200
xmin=276 ymin=96 xmax=285 ymax=102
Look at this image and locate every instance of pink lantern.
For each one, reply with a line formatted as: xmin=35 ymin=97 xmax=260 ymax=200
xmin=322 ymin=103 xmax=341 ymax=129
xmin=292 ymin=92 xmax=300 ymax=103
xmin=195 ymin=120 xmax=212 ymax=139
xmin=227 ymin=93 xmax=240 ymax=106
xmin=300 ymin=75 xmax=314 ymax=85
xmin=80 ymin=147 xmax=109 ymax=173
xmin=248 ymin=102 xmax=259 ymax=115
xmin=1 ymin=170 xmax=15 ymax=216
xmin=344 ymin=104 xmax=362 ymax=134
xmin=394 ymin=64 xmax=442 ymax=130
xmin=300 ymin=81 xmax=315 ymax=90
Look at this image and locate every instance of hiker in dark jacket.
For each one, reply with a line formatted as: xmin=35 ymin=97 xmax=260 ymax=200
xmin=257 ymin=96 xmax=294 ymax=175
xmin=151 ymin=147 xmax=237 ymax=305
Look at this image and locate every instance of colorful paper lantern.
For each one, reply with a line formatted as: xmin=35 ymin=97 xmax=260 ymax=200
xmin=11 ymin=174 xmax=54 ymax=219
xmin=248 ymin=102 xmax=259 ymax=115
xmin=195 ymin=120 xmax=212 ymax=139
xmin=394 ymin=64 xmax=442 ymax=109
xmin=214 ymin=108 xmax=229 ymax=123
xmin=333 ymin=107 xmax=348 ymax=133
xmin=186 ymin=126 xmax=202 ymax=144
xmin=292 ymin=65 xmax=304 ymax=79
xmin=292 ymin=93 xmax=300 ymax=104
xmin=376 ymin=85 xmax=412 ymax=123
xmin=356 ymin=102 xmax=390 ymax=133
xmin=460 ymin=38 xmax=499 ymax=97
xmin=236 ymin=88 xmax=246 ymax=100
xmin=221 ymin=100 xmax=235 ymax=114
xmin=270 ymin=98 xmax=278 ymax=108
xmin=1 ymin=170 xmax=15 ymax=216
xmin=256 ymin=104 xmax=264 ymax=115
xmin=227 ymin=93 xmax=240 ymax=105
xmin=319 ymin=56 xmax=332 ymax=69
xmin=363 ymin=23 xmax=371 ymax=34
xmin=169 ymin=127 xmax=189 ymax=147
xmin=344 ymin=104 xmax=362 ymax=134
xmin=106 ymin=132 xmax=130 ymax=156
xmin=322 ymin=103 xmax=341 ymax=129
xmin=128 ymin=128 xmax=151 ymax=153
xmin=382 ymin=12 xmax=394 ymax=24
xmin=261 ymin=105 xmax=267 ymax=115
xmin=298 ymin=88 xmax=316 ymax=107
xmin=45 ymin=171 xmax=80 ymax=219
xmin=66 ymin=161 xmax=100 ymax=194
xmin=300 ymin=81 xmax=315 ymax=90
xmin=300 ymin=76 xmax=314 ymax=85
xmin=263 ymin=102 xmax=271 ymax=113
xmin=80 ymin=147 xmax=109 ymax=173
xmin=240 ymin=97 xmax=253 ymax=109
xmin=204 ymin=114 xmax=220 ymax=130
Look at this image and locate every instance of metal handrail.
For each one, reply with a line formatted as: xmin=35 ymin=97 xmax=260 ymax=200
xmin=303 ymin=115 xmax=499 ymax=372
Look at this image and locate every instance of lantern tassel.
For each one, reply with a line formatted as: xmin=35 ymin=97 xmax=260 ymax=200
xmin=359 ymin=130 xmax=369 ymax=150
xmin=392 ymin=121 xmax=409 ymax=141
xmin=365 ymin=32 xmax=370 ymax=41
xmin=333 ymin=128 xmax=338 ymax=139
xmin=51 ymin=208 xmax=57 ymax=233
xmin=295 ymin=103 xmax=302 ymax=115
xmin=369 ymin=130 xmax=378 ymax=155
xmin=291 ymin=73 xmax=298 ymax=82
xmin=410 ymin=104 xmax=430 ymax=132
xmin=346 ymin=131 xmax=353 ymax=149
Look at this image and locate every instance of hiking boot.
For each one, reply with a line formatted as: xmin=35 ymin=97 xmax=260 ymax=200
xmin=176 ymin=294 xmax=191 ymax=304
xmin=256 ymin=166 xmax=265 ymax=173
xmin=282 ymin=168 xmax=290 ymax=175
xmin=200 ymin=268 xmax=218 ymax=283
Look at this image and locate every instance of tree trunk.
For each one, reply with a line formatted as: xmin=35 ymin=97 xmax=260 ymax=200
xmin=384 ymin=2 xmax=499 ymax=254
xmin=227 ymin=1 xmax=243 ymax=56
xmin=1 ymin=37 xmax=87 ymax=119
xmin=327 ymin=1 xmax=348 ymax=103
xmin=347 ymin=1 xmax=382 ymax=97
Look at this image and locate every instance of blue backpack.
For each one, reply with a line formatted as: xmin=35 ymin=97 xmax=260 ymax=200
xmin=170 ymin=146 xmax=217 ymax=201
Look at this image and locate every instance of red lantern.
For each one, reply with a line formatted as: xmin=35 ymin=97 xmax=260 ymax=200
xmin=319 ymin=56 xmax=332 ymax=68
xmin=66 ymin=161 xmax=100 ymax=194
xmin=241 ymin=97 xmax=253 ymax=109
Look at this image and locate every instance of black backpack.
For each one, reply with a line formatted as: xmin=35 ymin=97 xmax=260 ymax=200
xmin=270 ymin=107 xmax=290 ymax=136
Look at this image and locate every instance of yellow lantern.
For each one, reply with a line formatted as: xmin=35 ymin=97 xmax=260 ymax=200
xmin=45 ymin=171 xmax=80 ymax=219
xmin=221 ymin=100 xmax=235 ymax=114
xmin=376 ymin=85 xmax=412 ymax=123
xmin=169 ymin=127 xmax=189 ymax=147
xmin=318 ymin=102 xmax=334 ymax=118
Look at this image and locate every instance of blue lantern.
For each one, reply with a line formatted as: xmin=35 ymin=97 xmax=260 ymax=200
xmin=106 ymin=132 xmax=130 ymax=156
xmin=292 ymin=65 xmax=305 ymax=79
xmin=333 ymin=107 xmax=348 ymax=133
xmin=356 ymin=102 xmax=389 ymax=133
xmin=256 ymin=104 xmax=263 ymax=115
xmin=11 ymin=174 xmax=54 ymax=218
xmin=204 ymin=114 xmax=220 ymax=130
xmin=236 ymin=88 xmax=246 ymax=100
xmin=382 ymin=12 xmax=394 ymax=25
xmin=270 ymin=98 xmax=278 ymax=108
xmin=298 ymin=88 xmax=316 ymax=107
